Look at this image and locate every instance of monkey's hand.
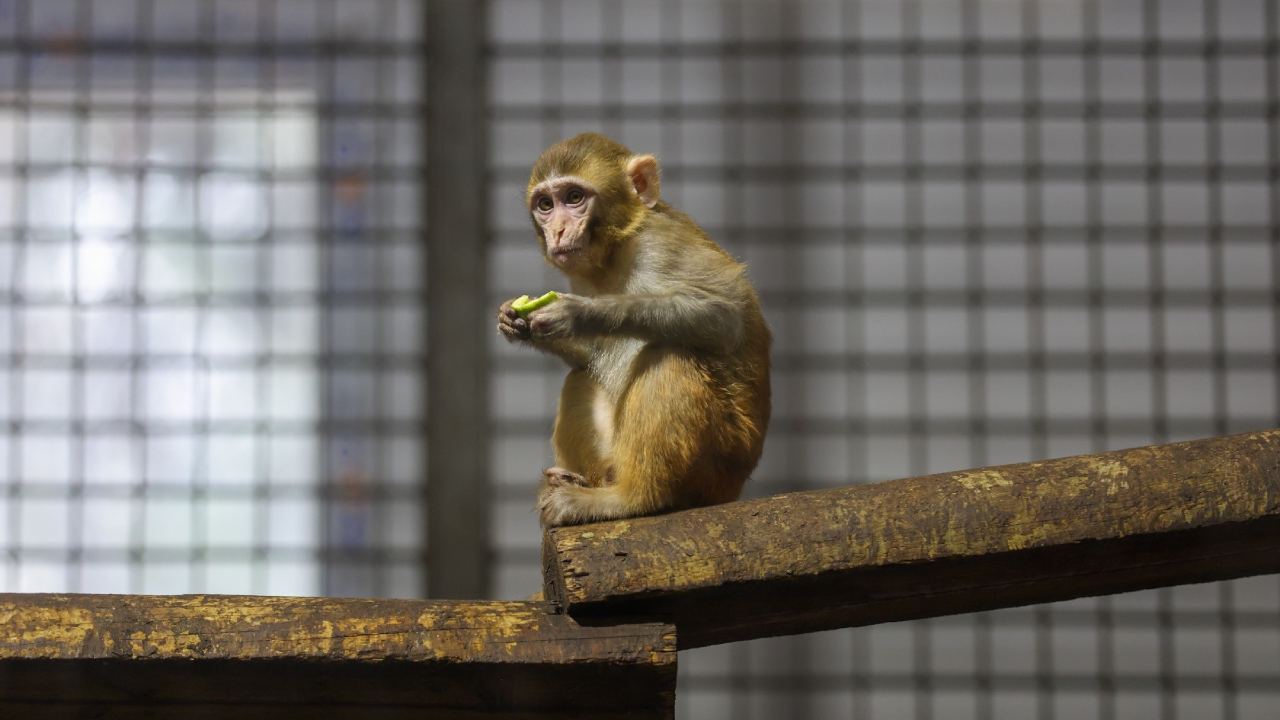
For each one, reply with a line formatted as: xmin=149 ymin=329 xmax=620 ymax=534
xmin=499 ymin=296 xmax=595 ymax=368
xmin=497 ymin=298 xmax=533 ymax=344
xmin=527 ymin=293 xmax=590 ymax=340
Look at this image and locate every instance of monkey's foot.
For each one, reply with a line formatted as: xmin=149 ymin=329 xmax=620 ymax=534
xmin=537 ymin=479 xmax=630 ymax=527
xmin=543 ymin=466 xmax=590 ymax=487
xmin=537 ymin=483 xmax=583 ymax=527
xmin=539 ymin=468 xmax=597 ymax=527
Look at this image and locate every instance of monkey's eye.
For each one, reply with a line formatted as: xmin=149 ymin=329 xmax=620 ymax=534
xmin=565 ymin=188 xmax=585 ymax=205
xmin=535 ymin=196 xmax=553 ymax=212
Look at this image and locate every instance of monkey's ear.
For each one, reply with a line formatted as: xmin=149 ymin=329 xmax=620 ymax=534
xmin=626 ymin=154 xmax=661 ymax=208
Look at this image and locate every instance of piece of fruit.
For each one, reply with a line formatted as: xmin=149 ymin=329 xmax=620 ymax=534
xmin=512 ymin=291 xmax=558 ymax=315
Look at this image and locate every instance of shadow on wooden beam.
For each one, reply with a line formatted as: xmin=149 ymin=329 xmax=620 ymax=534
xmin=543 ymin=429 xmax=1280 ymax=649
xmin=0 ymin=595 xmax=676 ymax=719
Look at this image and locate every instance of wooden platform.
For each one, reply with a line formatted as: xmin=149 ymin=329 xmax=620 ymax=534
xmin=1 ymin=429 xmax=1278 ymax=715
xmin=0 ymin=594 xmax=677 ymax=719
xmin=544 ymin=429 xmax=1280 ymax=648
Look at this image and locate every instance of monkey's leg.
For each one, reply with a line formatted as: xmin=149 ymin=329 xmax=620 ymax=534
xmin=539 ymin=349 xmax=717 ymax=527
xmin=549 ymin=369 xmax=611 ymax=488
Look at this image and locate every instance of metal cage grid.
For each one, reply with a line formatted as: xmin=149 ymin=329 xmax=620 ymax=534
xmin=0 ymin=0 xmax=1276 ymax=717
xmin=485 ymin=0 xmax=1280 ymax=718
xmin=0 ymin=0 xmax=426 ymax=599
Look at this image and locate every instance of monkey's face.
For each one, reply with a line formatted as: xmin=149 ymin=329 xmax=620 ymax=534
xmin=529 ymin=177 xmax=597 ymax=272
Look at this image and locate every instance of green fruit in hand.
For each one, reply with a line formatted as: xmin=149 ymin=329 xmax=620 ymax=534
xmin=512 ymin=291 xmax=559 ymax=315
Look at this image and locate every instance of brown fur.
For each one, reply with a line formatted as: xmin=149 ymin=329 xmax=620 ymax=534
xmin=500 ymin=132 xmax=771 ymax=527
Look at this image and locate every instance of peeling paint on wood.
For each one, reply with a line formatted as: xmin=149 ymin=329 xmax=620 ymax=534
xmin=544 ymin=429 xmax=1280 ymax=649
xmin=0 ymin=595 xmax=677 ymax=719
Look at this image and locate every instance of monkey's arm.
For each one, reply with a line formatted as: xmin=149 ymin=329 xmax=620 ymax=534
xmin=498 ymin=300 xmax=594 ymax=369
xmin=530 ymin=288 xmax=745 ymax=354
xmin=536 ymin=337 xmax=594 ymax=369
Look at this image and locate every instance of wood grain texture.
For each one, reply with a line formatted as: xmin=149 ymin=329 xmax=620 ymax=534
xmin=0 ymin=595 xmax=676 ymax=719
xmin=543 ymin=429 xmax=1280 ymax=648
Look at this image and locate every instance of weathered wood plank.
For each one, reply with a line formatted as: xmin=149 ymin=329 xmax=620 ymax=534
xmin=0 ymin=595 xmax=676 ymax=719
xmin=543 ymin=429 xmax=1280 ymax=649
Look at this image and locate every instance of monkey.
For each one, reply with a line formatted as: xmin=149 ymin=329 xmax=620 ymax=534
xmin=496 ymin=132 xmax=771 ymax=528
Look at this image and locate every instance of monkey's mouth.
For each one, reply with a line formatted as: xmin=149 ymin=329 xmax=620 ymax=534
xmin=550 ymin=246 xmax=584 ymax=264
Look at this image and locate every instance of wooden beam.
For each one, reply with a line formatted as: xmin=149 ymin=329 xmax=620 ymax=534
xmin=543 ymin=429 xmax=1280 ymax=649
xmin=0 ymin=595 xmax=676 ymax=719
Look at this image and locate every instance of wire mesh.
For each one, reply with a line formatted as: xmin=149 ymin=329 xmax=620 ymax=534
xmin=0 ymin=0 xmax=426 ymax=599
xmin=1 ymin=0 xmax=1277 ymax=716
xmin=485 ymin=0 xmax=1280 ymax=718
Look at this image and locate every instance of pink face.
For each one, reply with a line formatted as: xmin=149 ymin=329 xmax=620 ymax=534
xmin=529 ymin=177 xmax=595 ymax=270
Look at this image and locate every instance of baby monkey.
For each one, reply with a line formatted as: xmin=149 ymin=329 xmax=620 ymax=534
xmin=498 ymin=133 xmax=771 ymax=528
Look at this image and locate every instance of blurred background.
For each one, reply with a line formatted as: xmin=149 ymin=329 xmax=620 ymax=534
xmin=1 ymin=0 xmax=1277 ymax=718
